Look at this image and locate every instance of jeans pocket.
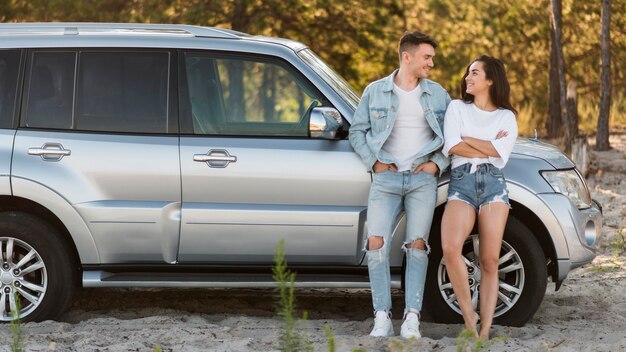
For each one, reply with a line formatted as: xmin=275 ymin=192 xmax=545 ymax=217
xmin=450 ymin=167 xmax=465 ymax=180
xmin=489 ymin=166 xmax=504 ymax=178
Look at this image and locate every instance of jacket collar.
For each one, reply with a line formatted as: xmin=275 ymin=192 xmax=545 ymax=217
xmin=382 ymin=69 xmax=433 ymax=95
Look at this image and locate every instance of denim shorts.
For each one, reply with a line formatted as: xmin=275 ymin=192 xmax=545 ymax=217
xmin=447 ymin=163 xmax=510 ymax=211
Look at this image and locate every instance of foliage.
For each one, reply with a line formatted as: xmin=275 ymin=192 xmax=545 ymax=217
xmin=455 ymin=328 xmax=506 ymax=352
xmin=387 ymin=337 xmax=421 ymax=351
xmin=324 ymin=324 xmax=335 ymax=352
xmin=273 ymin=239 xmax=313 ymax=352
xmin=612 ymin=229 xmax=625 ymax=258
xmin=10 ymin=289 xmax=24 ymax=352
xmin=591 ymin=260 xmax=621 ymax=273
xmin=3 ymin=0 xmax=624 ymax=134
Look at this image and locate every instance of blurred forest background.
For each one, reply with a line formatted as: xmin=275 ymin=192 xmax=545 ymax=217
xmin=2 ymin=0 xmax=624 ymax=140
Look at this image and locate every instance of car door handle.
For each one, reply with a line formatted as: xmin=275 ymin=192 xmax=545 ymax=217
xmin=193 ymin=149 xmax=237 ymax=168
xmin=28 ymin=143 xmax=71 ymax=161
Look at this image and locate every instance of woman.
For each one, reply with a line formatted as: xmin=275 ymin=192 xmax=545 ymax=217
xmin=441 ymin=55 xmax=518 ymax=340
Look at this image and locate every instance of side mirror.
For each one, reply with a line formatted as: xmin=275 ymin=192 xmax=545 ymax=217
xmin=309 ymin=107 xmax=343 ymax=139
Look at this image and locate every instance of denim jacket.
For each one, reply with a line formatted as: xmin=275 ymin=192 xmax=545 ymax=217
xmin=349 ymin=69 xmax=451 ymax=175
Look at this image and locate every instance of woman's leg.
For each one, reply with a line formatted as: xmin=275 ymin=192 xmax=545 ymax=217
xmin=441 ymin=200 xmax=479 ymax=335
xmin=477 ymin=202 xmax=509 ymax=340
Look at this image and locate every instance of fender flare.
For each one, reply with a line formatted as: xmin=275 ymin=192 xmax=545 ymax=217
xmin=11 ymin=176 xmax=100 ymax=263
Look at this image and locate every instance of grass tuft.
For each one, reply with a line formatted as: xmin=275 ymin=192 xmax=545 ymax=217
xmin=455 ymin=328 xmax=507 ymax=352
xmin=10 ymin=288 xmax=24 ymax=352
xmin=324 ymin=324 xmax=335 ymax=352
xmin=273 ymin=239 xmax=313 ymax=352
xmin=612 ymin=229 xmax=625 ymax=258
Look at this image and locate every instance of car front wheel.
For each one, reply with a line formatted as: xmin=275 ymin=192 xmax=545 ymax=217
xmin=0 ymin=212 xmax=77 ymax=322
xmin=424 ymin=216 xmax=548 ymax=327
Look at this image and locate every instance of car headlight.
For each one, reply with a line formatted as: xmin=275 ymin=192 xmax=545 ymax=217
xmin=541 ymin=169 xmax=592 ymax=209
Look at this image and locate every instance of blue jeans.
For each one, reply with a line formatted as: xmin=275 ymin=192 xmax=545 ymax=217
xmin=366 ymin=170 xmax=437 ymax=315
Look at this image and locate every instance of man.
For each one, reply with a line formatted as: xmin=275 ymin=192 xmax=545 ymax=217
xmin=349 ymin=31 xmax=450 ymax=338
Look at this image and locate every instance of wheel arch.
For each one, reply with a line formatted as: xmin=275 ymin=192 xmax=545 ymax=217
xmin=428 ymin=199 xmax=559 ymax=284
xmin=0 ymin=196 xmax=83 ymax=284
xmin=507 ymin=200 xmax=558 ymax=283
xmin=0 ymin=189 xmax=98 ymax=268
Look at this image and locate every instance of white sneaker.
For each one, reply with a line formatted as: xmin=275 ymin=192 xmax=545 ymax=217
xmin=370 ymin=311 xmax=394 ymax=337
xmin=400 ymin=313 xmax=421 ymax=339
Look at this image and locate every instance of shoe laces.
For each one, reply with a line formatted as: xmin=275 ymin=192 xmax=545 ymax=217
xmin=373 ymin=311 xmax=390 ymax=328
xmin=403 ymin=314 xmax=419 ymax=331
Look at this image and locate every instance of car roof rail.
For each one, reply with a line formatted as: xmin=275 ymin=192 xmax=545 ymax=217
xmin=0 ymin=22 xmax=245 ymax=39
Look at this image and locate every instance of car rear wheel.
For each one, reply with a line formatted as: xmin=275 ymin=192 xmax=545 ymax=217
xmin=0 ymin=212 xmax=77 ymax=322
xmin=424 ymin=216 xmax=548 ymax=327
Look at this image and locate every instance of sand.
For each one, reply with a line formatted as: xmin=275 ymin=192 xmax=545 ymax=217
xmin=1 ymin=132 xmax=624 ymax=352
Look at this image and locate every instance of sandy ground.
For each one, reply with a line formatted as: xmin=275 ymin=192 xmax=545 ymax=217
xmin=1 ymin=132 xmax=624 ymax=352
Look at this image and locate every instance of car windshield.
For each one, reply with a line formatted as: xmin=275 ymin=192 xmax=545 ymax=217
xmin=297 ymin=48 xmax=360 ymax=111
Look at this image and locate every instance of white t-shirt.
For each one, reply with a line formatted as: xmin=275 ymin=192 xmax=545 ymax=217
xmin=381 ymin=84 xmax=434 ymax=171
xmin=443 ymin=100 xmax=518 ymax=172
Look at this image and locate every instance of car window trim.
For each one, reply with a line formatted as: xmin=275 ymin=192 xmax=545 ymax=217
xmin=19 ymin=47 xmax=180 ymax=136
xmin=178 ymin=49 xmax=332 ymax=138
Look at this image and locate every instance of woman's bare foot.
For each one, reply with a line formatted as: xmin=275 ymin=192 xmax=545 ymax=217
xmin=478 ymin=327 xmax=489 ymax=340
xmin=464 ymin=311 xmax=480 ymax=337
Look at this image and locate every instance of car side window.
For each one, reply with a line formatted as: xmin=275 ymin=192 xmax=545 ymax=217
xmin=185 ymin=53 xmax=321 ymax=137
xmin=76 ymin=52 xmax=170 ymax=133
xmin=23 ymin=50 xmax=170 ymax=134
xmin=24 ymin=52 xmax=76 ymax=129
xmin=0 ymin=50 xmax=21 ymax=129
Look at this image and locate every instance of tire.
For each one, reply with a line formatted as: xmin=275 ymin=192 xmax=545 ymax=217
xmin=0 ymin=212 xmax=77 ymax=322
xmin=424 ymin=216 xmax=548 ymax=327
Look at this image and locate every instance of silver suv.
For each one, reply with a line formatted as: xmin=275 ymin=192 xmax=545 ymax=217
xmin=0 ymin=23 xmax=601 ymax=326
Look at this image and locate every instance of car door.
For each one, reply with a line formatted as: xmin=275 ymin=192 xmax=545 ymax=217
xmin=0 ymin=49 xmax=21 ymax=195
xmin=11 ymin=49 xmax=182 ymax=264
xmin=177 ymin=51 xmax=370 ymax=265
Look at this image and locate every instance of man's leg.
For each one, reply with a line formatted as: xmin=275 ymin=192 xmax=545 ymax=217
xmin=400 ymin=172 xmax=437 ymax=339
xmin=402 ymin=173 xmax=437 ymax=314
xmin=365 ymin=172 xmax=402 ymax=336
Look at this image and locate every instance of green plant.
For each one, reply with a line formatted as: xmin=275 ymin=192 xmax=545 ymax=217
xmin=153 ymin=346 xmax=162 ymax=352
xmin=387 ymin=338 xmax=421 ymax=351
xmin=273 ymin=241 xmax=368 ymax=352
xmin=273 ymin=240 xmax=313 ymax=352
xmin=612 ymin=229 xmax=625 ymax=258
xmin=455 ymin=328 xmax=507 ymax=352
xmin=591 ymin=261 xmax=622 ymax=273
xmin=324 ymin=324 xmax=335 ymax=352
xmin=10 ymin=288 xmax=24 ymax=352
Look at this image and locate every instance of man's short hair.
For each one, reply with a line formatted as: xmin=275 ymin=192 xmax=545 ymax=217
xmin=398 ymin=31 xmax=438 ymax=58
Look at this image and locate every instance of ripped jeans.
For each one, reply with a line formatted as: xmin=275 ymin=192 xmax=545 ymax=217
xmin=365 ymin=169 xmax=437 ymax=315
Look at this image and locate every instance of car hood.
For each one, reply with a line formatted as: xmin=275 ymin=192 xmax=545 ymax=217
xmin=511 ymin=138 xmax=575 ymax=169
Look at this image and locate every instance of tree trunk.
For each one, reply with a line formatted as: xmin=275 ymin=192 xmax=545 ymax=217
xmin=550 ymin=0 xmax=571 ymax=153
xmin=226 ymin=61 xmax=245 ymax=122
xmin=567 ymin=81 xmax=587 ymax=176
xmin=262 ymin=65 xmax=277 ymax=121
xmin=567 ymin=80 xmax=578 ymax=138
xmin=597 ymin=0 xmax=611 ymax=151
xmin=547 ymin=26 xmax=561 ymax=138
xmin=572 ymin=134 xmax=589 ymax=177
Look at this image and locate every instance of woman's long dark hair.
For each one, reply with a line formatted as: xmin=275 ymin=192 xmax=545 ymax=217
xmin=461 ymin=55 xmax=517 ymax=114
